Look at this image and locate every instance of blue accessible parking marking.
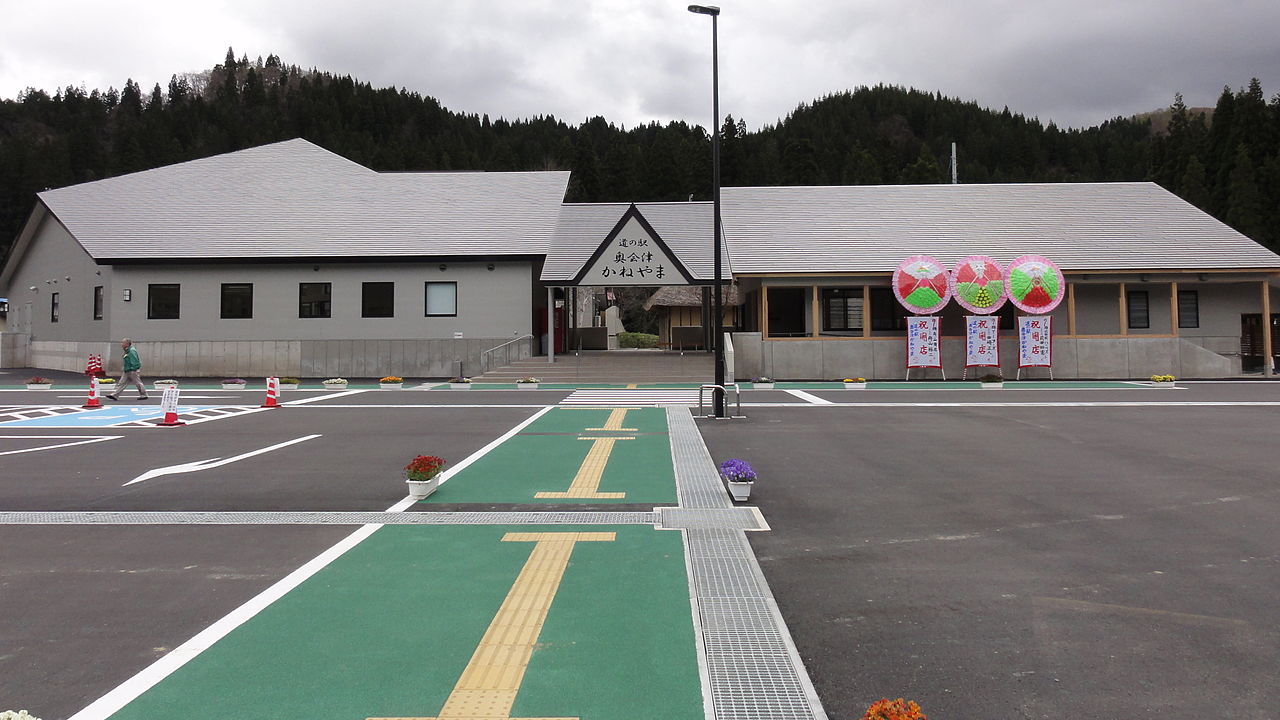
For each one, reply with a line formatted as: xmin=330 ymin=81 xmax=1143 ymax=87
xmin=0 ymin=405 xmax=242 ymax=428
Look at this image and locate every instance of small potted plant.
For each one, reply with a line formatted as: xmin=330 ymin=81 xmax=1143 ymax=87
xmin=752 ymin=376 xmax=774 ymax=390
xmin=1150 ymin=373 xmax=1175 ymax=386
xmin=404 ymin=454 xmax=446 ymax=499
xmin=221 ymin=377 xmax=247 ymax=390
xmin=979 ymin=373 xmax=1003 ymax=389
xmin=379 ymin=376 xmax=404 ymax=389
xmin=516 ymin=376 xmax=541 ymax=390
xmin=842 ymin=377 xmax=867 ymax=389
xmin=97 ymin=377 xmax=117 ymax=390
xmin=322 ymin=377 xmax=348 ymax=390
xmin=153 ymin=378 xmax=179 ymax=390
xmin=278 ymin=377 xmax=300 ymax=390
xmin=449 ymin=376 xmax=473 ymax=390
xmin=25 ymin=376 xmax=53 ymax=390
xmin=718 ymin=458 xmax=757 ymax=502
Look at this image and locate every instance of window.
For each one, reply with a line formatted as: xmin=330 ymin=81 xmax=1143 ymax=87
xmin=93 ymin=286 xmax=104 ymax=320
xmin=220 ymin=283 xmax=253 ymax=319
xmin=1178 ymin=290 xmax=1199 ymax=328
xmin=821 ymin=288 xmax=862 ymax=332
xmin=148 ymin=284 xmax=180 ymax=319
xmin=299 ymin=282 xmax=331 ymax=318
xmin=361 ymin=282 xmax=394 ymax=318
xmin=870 ymin=288 xmax=907 ymax=331
xmin=425 ymin=282 xmax=457 ymax=317
xmin=1126 ymin=290 xmax=1149 ymax=329
xmin=50 ymin=292 xmax=60 ymax=323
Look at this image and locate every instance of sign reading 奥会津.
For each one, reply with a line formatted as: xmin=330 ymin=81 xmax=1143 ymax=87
xmin=1018 ymin=316 xmax=1052 ymax=367
xmin=906 ymin=316 xmax=941 ymax=368
xmin=574 ymin=211 xmax=693 ymax=286
xmin=965 ymin=315 xmax=1000 ymax=367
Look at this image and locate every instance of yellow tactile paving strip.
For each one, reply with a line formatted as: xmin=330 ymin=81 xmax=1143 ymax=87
xmin=585 ymin=408 xmax=637 ymax=432
xmin=535 ymin=437 xmax=631 ymax=499
xmin=368 ymin=532 xmax=615 ymax=720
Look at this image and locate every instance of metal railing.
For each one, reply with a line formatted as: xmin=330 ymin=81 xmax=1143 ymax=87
xmin=698 ymin=383 xmax=744 ymax=419
xmin=479 ymin=334 xmax=533 ymax=374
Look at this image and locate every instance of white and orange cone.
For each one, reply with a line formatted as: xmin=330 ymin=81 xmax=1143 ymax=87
xmin=82 ymin=376 xmax=102 ymax=409
xmin=261 ymin=376 xmax=282 ymax=408
xmin=155 ymin=387 xmax=186 ymax=427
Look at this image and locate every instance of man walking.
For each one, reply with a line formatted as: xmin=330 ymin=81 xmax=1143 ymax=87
xmin=107 ymin=338 xmax=148 ymax=401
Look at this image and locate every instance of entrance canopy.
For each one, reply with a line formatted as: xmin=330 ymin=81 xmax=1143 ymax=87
xmin=541 ymin=202 xmax=731 ymax=286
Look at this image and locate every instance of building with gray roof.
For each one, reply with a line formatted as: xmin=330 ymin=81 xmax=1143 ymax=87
xmin=1 ymin=139 xmax=1277 ymax=379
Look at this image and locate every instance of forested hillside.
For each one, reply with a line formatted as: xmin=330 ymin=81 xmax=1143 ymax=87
xmin=2 ymin=49 xmax=1277 ymax=262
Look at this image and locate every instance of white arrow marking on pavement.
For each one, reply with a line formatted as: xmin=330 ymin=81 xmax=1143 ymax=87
xmin=123 ymin=434 xmax=322 ymax=486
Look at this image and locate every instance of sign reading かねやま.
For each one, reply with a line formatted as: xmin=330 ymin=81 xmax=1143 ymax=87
xmin=906 ymin=316 xmax=941 ymax=368
xmin=575 ymin=212 xmax=691 ymax=286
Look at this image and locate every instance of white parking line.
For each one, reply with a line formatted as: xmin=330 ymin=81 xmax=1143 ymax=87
xmin=0 ymin=435 xmax=121 ymax=456
xmin=783 ymin=389 xmax=833 ymax=405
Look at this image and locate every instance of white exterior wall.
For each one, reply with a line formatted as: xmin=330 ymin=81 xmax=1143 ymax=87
xmin=3 ymin=216 xmax=110 ymax=343
xmin=108 ymin=260 xmax=533 ymax=341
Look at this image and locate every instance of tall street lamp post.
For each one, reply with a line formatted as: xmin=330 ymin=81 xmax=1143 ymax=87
xmin=688 ymin=3 xmax=725 ymax=418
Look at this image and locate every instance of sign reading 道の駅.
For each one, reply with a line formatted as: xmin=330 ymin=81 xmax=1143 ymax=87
xmin=572 ymin=205 xmax=695 ymax=286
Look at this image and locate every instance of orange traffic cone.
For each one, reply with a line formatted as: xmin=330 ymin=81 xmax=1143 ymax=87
xmin=155 ymin=387 xmax=185 ymax=427
xmin=82 ymin=377 xmax=102 ymax=409
xmin=156 ymin=407 xmax=186 ymax=427
xmin=261 ymin=376 xmax=282 ymax=408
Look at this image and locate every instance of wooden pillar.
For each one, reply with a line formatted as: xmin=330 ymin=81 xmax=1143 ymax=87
xmin=547 ymin=286 xmax=555 ymax=364
xmin=1119 ymin=282 xmax=1128 ymax=335
xmin=811 ymin=285 xmax=821 ymax=338
xmin=1170 ymin=281 xmax=1179 ymax=336
xmin=1067 ymin=282 xmax=1077 ymax=336
xmin=761 ymin=285 xmax=770 ymax=339
xmin=862 ymin=285 xmax=871 ymax=338
xmin=1263 ymin=281 xmax=1273 ymax=377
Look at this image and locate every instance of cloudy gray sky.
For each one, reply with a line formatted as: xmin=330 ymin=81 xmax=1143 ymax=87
xmin=2 ymin=0 xmax=1278 ymax=130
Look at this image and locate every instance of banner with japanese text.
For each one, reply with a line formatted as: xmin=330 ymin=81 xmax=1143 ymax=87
xmin=1018 ymin=316 xmax=1053 ymax=367
xmin=906 ymin=316 xmax=941 ymax=368
xmin=965 ymin=315 xmax=1000 ymax=367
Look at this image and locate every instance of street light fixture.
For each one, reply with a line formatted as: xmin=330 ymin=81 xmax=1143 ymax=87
xmin=688 ymin=4 xmax=726 ymax=418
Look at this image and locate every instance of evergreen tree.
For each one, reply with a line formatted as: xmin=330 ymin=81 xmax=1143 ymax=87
xmin=1225 ymin=144 xmax=1266 ymax=243
xmin=1179 ymin=154 xmax=1210 ymax=210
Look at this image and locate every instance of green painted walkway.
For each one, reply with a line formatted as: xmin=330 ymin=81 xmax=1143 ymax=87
xmin=108 ymin=525 xmax=702 ymax=719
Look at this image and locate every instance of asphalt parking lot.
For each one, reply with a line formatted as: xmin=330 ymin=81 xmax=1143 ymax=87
xmin=699 ymin=384 xmax=1280 ymax=720
xmin=3 ymin=377 xmax=1279 ymax=719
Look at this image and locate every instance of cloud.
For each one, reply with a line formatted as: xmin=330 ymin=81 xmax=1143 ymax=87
xmin=1 ymin=0 xmax=1277 ymax=131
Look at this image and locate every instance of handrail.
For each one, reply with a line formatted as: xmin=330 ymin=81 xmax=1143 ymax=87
xmin=698 ymin=383 xmax=744 ymax=419
xmin=480 ymin=334 xmax=533 ymax=373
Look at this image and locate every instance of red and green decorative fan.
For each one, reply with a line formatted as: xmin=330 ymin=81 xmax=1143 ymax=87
xmin=949 ymin=255 xmax=1007 ymax=314
xmin=1006 ymin=254 xmax=1065 ymax=313
xmin=892 ymin=255 xmax=952 ymax=315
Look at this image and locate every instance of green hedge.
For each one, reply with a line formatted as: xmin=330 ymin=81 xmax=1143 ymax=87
xmin=618 ymin=332 xmax=659 ymax=349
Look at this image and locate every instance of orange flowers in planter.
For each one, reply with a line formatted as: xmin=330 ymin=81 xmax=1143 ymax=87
xmin=861 ymin=698 xmax=927 ymax=720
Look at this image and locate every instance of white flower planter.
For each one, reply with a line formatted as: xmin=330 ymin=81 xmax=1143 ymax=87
xmin=278 ymin=383 xmax=299 ymax=391
xmin=153 ymin=382 xmax=178 ymax=390
xmin=843 ymin=382 xmax=866 ymax=389
xmin=517 ymin=383 xmax=539 ymax=390
xmin=753 ymin=382 xmax=775 ymax=390
xmin=725 ymin=480 xmax=754 ymax=502
xmin=406 ymin=477 xmax=439 ymax=499
xmin=322 ymin=383 xmax=348 ymax=391
xmin=221 ymin=383 xmax=247 ymax=390
xmin=449 ymin=383 xmax=473 ymax=390
xmin=980 ymin=382 xmax=1003 ymax=389
xmin=1152 ymin=381 xmax=1175 ymax=388
xmin=26 ymin=383 xmax=52 ymax=390
xmin=379 ymin=383 xmax=403 ymax=390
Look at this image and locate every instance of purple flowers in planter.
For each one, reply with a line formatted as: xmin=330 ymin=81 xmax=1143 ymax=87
xmin=718 ymin=458 xmax=757 ymax=483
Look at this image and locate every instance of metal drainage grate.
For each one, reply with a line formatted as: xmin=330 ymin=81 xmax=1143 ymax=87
xmin=659 ymin=507 xmax=764 ymax=531
xmin=667 ymin=406 xmax=733 ymax=509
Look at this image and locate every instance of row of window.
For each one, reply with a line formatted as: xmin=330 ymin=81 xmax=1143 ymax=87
xmin=762 ymin=286 xmax=1201 ymax=336
xmin=51 ymin=283 xmax=458 ymax=322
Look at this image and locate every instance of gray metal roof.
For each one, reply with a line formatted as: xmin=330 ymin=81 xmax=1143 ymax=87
xmin=38 ymin=139 xmax=570 ymax=260
xmin=720 ymin=182 xmax=1280 ymax=273
xmin=541 ymin=202 xmax=731 ymax=281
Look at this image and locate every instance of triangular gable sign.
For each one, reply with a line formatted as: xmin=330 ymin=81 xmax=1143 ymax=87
xmin=570 ymin=204 xmax=697 ymax=286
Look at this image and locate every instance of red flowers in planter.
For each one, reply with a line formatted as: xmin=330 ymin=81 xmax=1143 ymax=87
xmin=404 ymin=455 xmax=446 ymax=482
xmin=862 ymin=698 xmax=927 ymax=720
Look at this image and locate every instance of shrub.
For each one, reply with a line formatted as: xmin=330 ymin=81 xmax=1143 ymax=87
xmin=979 ymin=373 xmax=1003 ymax=383
xmin=279 ymin=377 xmax=300 ymax=385
xmin=618 ymin=332 xmax=658 ymax=349
xmin=380 ymin=376 xmax=403 ymax=383
xmin=1150 ymin=374 xmax=1175 ymax=382
xmin=861 ymin=698 xmax=927 ymax=720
